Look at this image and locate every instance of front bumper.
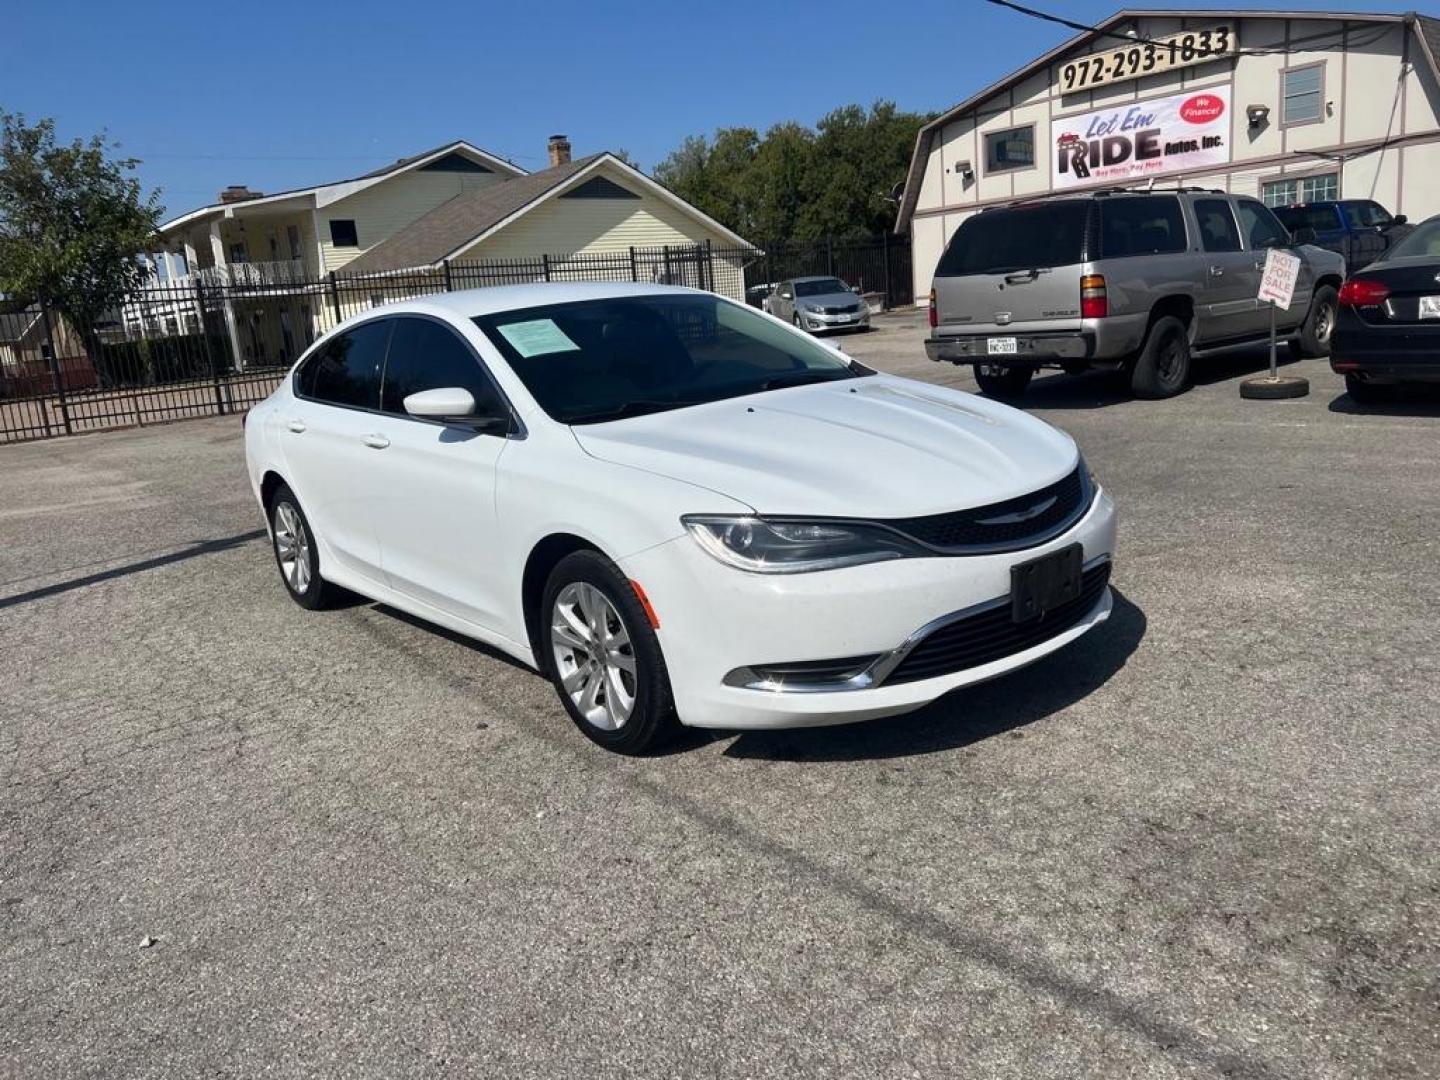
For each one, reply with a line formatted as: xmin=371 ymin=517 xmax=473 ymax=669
xmin=800 ymin=308 xmax=870 ymax=332
xmin=619 ymin=487 xmax=1117 ymax=730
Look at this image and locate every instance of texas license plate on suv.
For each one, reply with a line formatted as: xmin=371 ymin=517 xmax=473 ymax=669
xmin=988 ymin=337 xmax=1018 ymax=355
xmin=1011 ymin=544 xmax=1083 ymax=622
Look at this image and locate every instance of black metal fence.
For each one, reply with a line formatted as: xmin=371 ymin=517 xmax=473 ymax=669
xmin=1 ymin=237 xmax=912 ymax=445
xmin=743 ymin=236 xmax=913 ymax=310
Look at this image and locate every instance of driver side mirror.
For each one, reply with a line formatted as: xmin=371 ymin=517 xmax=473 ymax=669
xmin=403 ymin=387 xmax=510 ymax=434
xmin=1291 ymin=226 xmax=1317 ymax=245
xmin=1392 ymin=214 xmax=1407 ymax=226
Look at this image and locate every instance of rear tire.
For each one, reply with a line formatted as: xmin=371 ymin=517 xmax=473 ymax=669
xmin=268 ymin=484 xmax=336 ymax=610
xmin=1345 ymin=373 xmax=1389 ymax=405
xmin=541 ymin=551 xmax=679 ymax=755
xmin=1294 ymin=285 xmax=1338 ymax=358
xmin=973 ymin=364 xmax=1033 ymax=399
xmin=1130 ymin=315 xmax=1192 ymax=399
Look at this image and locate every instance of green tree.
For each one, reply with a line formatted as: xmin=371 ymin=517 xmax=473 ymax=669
xmin=0 ymin=112 xmax=160 ymax=350
xmin=655 ymin=101 xmax=932 ymax=245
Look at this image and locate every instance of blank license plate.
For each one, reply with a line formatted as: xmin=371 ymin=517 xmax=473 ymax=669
xmin=988 ymin=337 xmax=1018 ymax=355
xmin=1419 ymin=295 xmax=1440 ymax=320
xmin=1011 ymin=544 xmax=1083 ymax=622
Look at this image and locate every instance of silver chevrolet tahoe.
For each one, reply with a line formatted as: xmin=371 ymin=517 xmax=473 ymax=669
xmin=924 ymin=189 xmax=1346 ymax=399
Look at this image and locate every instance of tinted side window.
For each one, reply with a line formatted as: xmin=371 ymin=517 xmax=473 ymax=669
xmin=303 ymin=320 xmax=390 ymax=409
xmin=1235 ymin=201 xmax=1291 ymax=249
xmin=1099 ymin=197 xmax=1187 ymax=258
xmin=381 ymin=317 xmax=506 ymax=417
xmin=1194 ymin=200 xmax=1241 ymax=253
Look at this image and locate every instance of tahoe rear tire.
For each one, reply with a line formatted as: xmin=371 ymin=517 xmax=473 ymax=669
xmin=974 ymin=364 xmax=1033 ymax=399
xmin=1130 ymin=315 xmax=1192 ymax=399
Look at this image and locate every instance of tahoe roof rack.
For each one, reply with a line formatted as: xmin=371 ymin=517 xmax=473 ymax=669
xmin=989 ymin=185 xmax=1226 ymax=210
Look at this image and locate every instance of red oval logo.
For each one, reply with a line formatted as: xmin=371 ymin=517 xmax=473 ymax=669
xmin=1180 ymin=94 xmax=1225 ymax=124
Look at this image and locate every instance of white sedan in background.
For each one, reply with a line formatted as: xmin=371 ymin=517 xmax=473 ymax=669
xmin=244 ymin=283 xmax=1116 ymax=754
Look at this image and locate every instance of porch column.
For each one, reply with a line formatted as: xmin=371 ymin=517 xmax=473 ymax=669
xmin=209 ymin=219 xmax=246 ymax=372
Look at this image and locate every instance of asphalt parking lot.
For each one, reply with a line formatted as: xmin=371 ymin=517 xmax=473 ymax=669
xmin=3 ymin=311 xmax=1439 ymax=1079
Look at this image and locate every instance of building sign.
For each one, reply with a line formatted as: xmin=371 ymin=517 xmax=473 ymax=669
xmin=1058 ymin=24 xmax=1237 ymax=93
xmin=1054 ymin=87 xmax=1231 ymax=190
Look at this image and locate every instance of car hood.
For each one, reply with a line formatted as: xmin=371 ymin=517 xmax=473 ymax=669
xmin=797 ymin=291 xmax=863 ymax=307
xmin=571 ymin=375 xmax=1079 ymax=517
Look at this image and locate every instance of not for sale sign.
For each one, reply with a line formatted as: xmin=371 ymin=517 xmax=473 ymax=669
xmin=1258 ymin=248 xmax=1302 ymax=309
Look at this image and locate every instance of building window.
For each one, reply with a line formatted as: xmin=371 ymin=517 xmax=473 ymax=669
xmin=287 ymin=224 xmax=302 ymax=260
xmin=228 ymin=242 xmax=249 ymax=264
xmin=984 ymin=125 xmax=1035 ymax=174
xmin=1262 ymin=172 xmax=1338 ymax=207
xmin=1281 ymin=63 xmax=1324 ymax=126
xmin=329 ymin=219 xmax=359 ymax=248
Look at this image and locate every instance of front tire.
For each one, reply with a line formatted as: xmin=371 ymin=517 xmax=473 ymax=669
xmin=1293 ymin=285 xmax=1338 ymax=359
xmin=1130 ymin=315 xmax=1192 ymax=399
xmin=268 ymin=484 xmax=335 ymax=610
xmin=542 ymin=551 xmax=679 ymax=755
xmin=974 ymin=363 xmax=1033 ymax=399
xmin=792 ymin=312 xmax=808 ymax=334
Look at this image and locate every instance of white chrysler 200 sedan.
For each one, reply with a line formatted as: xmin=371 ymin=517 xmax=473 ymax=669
xmin=244 ymin=284 xmax=1117 ymax=754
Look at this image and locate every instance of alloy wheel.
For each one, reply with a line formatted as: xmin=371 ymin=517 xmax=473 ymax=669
xmin=273 ymin=501 xmax=312 ymax=594
xmin=1314 ymin=299 xmax=1335 ymax=345
xmin=550 ymin=582 xmax=637 ymax=731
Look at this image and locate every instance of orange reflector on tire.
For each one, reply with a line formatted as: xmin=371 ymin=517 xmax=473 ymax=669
xmin=629 ymin=580 xmax=660 ymax=629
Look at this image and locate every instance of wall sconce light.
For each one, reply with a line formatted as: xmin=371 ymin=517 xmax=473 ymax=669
xmin=955 ymin=160 xmax=974 ymax=182
xmin=1246 ymin=104 xmax=1271 ymax=128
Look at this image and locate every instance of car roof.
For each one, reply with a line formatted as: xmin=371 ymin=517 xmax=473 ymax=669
xmin=790 ymin=275 xmax=844 ymax=283
xmin=358 ymin=281 xmax=717 ymax=321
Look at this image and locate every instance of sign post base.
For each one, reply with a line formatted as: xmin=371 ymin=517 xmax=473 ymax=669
xmin=1240 ymin=374 xmax=1310 ymax=399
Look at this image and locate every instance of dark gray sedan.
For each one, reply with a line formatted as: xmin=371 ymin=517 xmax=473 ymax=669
xmin=765 ymin=276 xmax=871 ymax=333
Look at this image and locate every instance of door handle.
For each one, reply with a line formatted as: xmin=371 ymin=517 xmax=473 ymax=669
xmin=1208 ymin=266 xmax=1225 ymax=277
xmin=362 ymin=434 xmax=390 ymax=450
xmin=287 ymin=419 xmax=306 ymax=433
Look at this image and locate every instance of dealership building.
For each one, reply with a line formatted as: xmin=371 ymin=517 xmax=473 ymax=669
xmin=898 ymin=9 xmax=1440 ymax=299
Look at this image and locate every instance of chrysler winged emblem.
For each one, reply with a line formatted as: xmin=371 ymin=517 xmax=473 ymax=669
xmin=995 ymin=311 xmax=1013 ymax=325
xmin=977 ymin=494 xmax=1058 ymax=526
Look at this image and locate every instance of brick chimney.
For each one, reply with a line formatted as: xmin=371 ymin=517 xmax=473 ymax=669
xmin=547 ymin=135 xmax=572 ymax=168
xmin=218 ymin=184 xmax=263 ymax=204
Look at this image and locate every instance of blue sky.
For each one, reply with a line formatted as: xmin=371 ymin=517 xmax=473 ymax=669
xmin=3 ymin=0 xmax=1410 ymax=217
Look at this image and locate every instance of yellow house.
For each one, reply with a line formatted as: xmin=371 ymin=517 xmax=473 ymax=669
xmin=336 ymin=142 xmax=755 ymax=296
xmin=152 ymin=137 xmax=757 ymax=366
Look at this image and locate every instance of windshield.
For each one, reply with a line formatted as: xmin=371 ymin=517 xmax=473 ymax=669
xmin=794 ymin=278 xmax=850 ymax=297
xmin=1382 ymin=219 xmax=1440 ymax=261
xmin=474 ymin=294 xmax=869 ymax=424
xmin=935 ymin=202 xmax=1090 ymax=277
xmin=1344 ymin=201 xmax=1393 ymax=228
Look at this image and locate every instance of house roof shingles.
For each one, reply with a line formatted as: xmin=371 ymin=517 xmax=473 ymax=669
xmin=338 ymin=154 xmax=604 ymax=274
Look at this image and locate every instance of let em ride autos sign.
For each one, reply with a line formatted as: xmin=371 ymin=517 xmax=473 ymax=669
xmin=1054 ymin=86 xmax=1231 ymax=190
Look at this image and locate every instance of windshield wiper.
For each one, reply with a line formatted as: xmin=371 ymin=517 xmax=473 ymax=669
xmin=567 ymin=399 xmax=699 ymax=424
xmin=759 ymin=371 xmax=850 ymax=392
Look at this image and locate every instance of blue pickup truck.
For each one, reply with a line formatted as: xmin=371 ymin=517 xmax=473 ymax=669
xmin=1274 ymin=200 xmax=1414 ymax=273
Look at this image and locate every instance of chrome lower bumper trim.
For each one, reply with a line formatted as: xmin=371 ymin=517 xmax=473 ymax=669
xmin=722 ymin=554 xmax=1112 ymax=694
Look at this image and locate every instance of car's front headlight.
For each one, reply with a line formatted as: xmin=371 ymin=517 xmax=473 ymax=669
xmin=682 ymin=515 xmax=922 ymax=573
xmin=804 ymin=304 xmax=824 ymax=314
